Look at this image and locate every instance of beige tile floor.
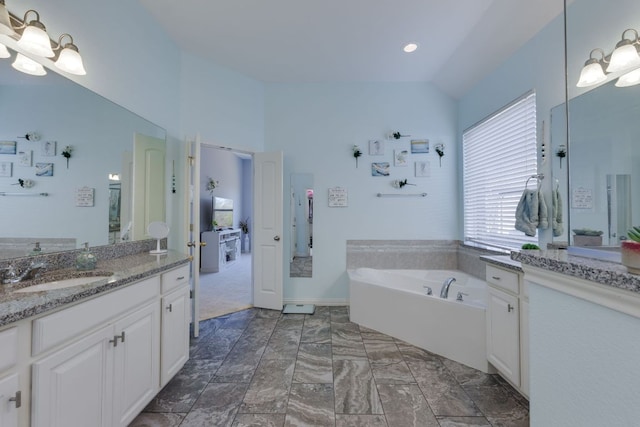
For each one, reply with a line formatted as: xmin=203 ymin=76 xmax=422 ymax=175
xmin=199 ymin=253 xmax=252 ymax=320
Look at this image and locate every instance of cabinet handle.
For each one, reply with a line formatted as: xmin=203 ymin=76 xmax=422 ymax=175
xmin=166 ymin=303 xmax=173 ymax=312
xmin=176 ymin=276 xmax=185 ymax=280
xmin=9 ymin=391 xmax=21 ymax=408
xmin=507 ymin=304 xmax=515 ymax=312
xmin=109 ymin=331 xmax=126 ymax=347
xmin=492 ymin=276 xmax=501 ymax=280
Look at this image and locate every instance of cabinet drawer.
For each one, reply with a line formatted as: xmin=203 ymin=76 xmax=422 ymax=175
xmin=161 ymin=264 xmax=189 ymax=293
xmin=32 ymin=276 xmax=160 ymax=356
xmin=0 ymin=327 xmax=18 ymax=371
xmin=486 ymin=265 xmax=519 ymax=294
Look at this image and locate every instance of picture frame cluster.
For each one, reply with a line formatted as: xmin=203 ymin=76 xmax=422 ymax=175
xmin=364 ymin=137 xmax=437 ymax=179
xmin=0 ymin=139 xmax=60 ymax=180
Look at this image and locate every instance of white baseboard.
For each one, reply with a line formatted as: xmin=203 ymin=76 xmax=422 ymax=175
xmin=283 ymin=298 xmax=348 ymax=306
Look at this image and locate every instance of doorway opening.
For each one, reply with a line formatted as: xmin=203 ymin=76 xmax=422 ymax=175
xmin=198 ymin=145 xmax=253 ymax=320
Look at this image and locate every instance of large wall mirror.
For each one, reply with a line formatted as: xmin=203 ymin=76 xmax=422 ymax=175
xmin=289 ymin=173 xmax=313 ymax=278
xmin=0 ymin=45 xmax=167 ymax=260
xmin=552 ymin=0 xmax=640 ymax=249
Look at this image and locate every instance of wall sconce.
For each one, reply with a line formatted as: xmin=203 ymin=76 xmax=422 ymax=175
xmin=1 ymin=4 xmax=87 ymax=76
xmin=577 ymin=29 xmax=640 ymax=88
xmin=15 ymin=10 xmax=54 ymax=57
xmin=12 ymin=52 xmax=46 ymax=75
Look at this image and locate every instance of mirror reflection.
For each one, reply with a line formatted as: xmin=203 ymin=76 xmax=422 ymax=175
xmin=290 ymin=173 xmax=313 ymax=278
xmin=551 ymin=79 xmax=640 ymax=247
xmin=0 ymin=46 xmax=166 ymax=260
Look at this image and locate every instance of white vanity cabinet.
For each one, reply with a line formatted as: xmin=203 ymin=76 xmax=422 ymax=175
xmin=200 ymin=229 xmax=242 ymax=272
xmin=160 ymin=266 xmax=190 ymax=386
xmin=0 ymin=326 xmax=20 ymax=427
xmin=485 ymin=263 xmax=529 ymax=397
xmin=3 ymin=262 xmax=191 ymax=427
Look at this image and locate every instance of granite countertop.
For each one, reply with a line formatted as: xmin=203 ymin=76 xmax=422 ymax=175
xmin=511 ymin=249 xmax=640 ymax=294
xmin=0 ymin=251 xmax=190 ymax=327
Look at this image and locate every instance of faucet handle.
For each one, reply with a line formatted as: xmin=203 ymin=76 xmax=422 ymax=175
xmin=456 ymin=291 xmax=469 ymax=301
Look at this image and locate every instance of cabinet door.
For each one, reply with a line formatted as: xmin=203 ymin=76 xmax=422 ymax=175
xmin=32 ymin=325 xmax=114 ymax=427
xmin=112 ymin=302 xmax=160 ymax=427
xmin=520 ymin=299 xmax=530 ymax=397
xmin=0 ymin=373 xmax=19 ymax=427
xmin=487 ymin=286 xmax=520 ymax=386
xmin=161 ymin=286 xmax=190 ymax=386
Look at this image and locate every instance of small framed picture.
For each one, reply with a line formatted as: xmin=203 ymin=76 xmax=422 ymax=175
xmin=35 ymin=162 xmax=54 ymax=177
xmin=18 ymin=150 xmax=32 ymax=167
xmin=41 ymin=140 xmax=56 ymax=157
xmin=0 ymin=162 xmax=12 ymax=177
xmin=415 ymin=161 xmax=431 ymax=177
xmin=394 ymin=149 xmax=409 ymax=167
xmin=0 ymin=141 xmax=17 ymax=155
xmin=369 ymin=140 xmax=384 ymax=156
xmin=410 ymin=139 xmax=429 ymax=154
xmin=371 ymin=162 xmax=390 ymax=176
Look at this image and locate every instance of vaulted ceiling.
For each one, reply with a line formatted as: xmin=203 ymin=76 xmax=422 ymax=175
xmin=140 ymin=0 xmax=563 ymax=99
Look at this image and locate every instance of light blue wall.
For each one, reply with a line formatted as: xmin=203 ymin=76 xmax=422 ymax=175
xmin=457 ymin=12 xmax=566 ymax=246
xmin=179 ymin=52 xmax=265 ymax=152
xmin=265 ymin=82 xmax=458 ymax=302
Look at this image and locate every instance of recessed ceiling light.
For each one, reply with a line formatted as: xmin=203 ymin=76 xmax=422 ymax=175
xmin=403 ymin=43 xmax=418 ymax=53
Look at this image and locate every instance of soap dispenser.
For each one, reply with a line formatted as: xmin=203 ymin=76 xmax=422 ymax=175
xmin=76 ymin=242 xmax=97 ymax=271
xmin=28 ymin=242 xmax=42 ymax=256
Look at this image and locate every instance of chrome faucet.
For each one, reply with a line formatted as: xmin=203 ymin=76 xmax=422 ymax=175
xmin=440 ymin=277 xmax=456 ymax=299
xmin=2 ymin=261 xmax=47 ymax=284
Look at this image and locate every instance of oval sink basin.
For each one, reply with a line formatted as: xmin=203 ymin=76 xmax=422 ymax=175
xmin=14 ymin=276 xmax=113 ymax=293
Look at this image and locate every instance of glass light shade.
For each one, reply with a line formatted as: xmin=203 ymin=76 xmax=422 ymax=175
xmin=576 ymin=61 xmax=606 ymax=87
xmin=606 ymin=43 xmax=640 ymax=73
xmin=0 ymin=3 xmax=14 ymax=36
xmin=616 ymin=68 xmax=640 ymax=87
xmin=0 ymin=42 xmax=9 ymax=59
xmin=17 ymin=25 xmax=54 ymax=57
xmin=55 ymin=47 xmax=86 ymax=75
xmin=12 ymin=53 xmax=47 ymax=76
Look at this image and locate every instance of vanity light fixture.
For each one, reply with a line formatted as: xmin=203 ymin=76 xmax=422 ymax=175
xmin=576 ymin=48 xmax=607 ymax=87
xmin=0 ymin=42 xmax=9 ymax=58
xmin=615 ymin=67 xmax=640 ymax=87
xmin=53 ymin=34 xmax=86 ymax=75
xmin=0 ymin=0 xmax=14 ymax=36
xmin=578 ymin=29 xmax=640 ymax=87
xmin=12 ymin=52 xmax=46 ymax=76
xmin=606 ymin=29 xmax=640 ymax=73
xmin=16 ymin=10 xmax=54 ymax=58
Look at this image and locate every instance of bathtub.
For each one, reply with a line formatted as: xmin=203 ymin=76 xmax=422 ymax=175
xmin=348 ymin=268 xmax=491 ymax=373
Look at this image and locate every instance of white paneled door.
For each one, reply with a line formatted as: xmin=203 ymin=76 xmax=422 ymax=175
xmin=253 ymin=151 xmax=283 ymax=310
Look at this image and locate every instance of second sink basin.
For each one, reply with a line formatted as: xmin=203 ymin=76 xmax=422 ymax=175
xmin=14 ymin=275 xmax=113 ymax=293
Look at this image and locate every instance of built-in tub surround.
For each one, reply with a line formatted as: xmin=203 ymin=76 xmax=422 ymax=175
xmin=0 ymin=239 xmax=185 ymax=326
xmin=349 ymin=267 xmax=491 ymax=372
xmin=346 ymin=240 xmax=505 ymax=279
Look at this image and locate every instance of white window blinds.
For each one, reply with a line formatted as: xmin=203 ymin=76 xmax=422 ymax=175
xmin=463 ymin=91 xmax=538 ymax=250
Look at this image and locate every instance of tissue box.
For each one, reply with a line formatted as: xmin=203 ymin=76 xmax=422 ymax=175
xmin=574 ymin=235 xmax=602 ymax=246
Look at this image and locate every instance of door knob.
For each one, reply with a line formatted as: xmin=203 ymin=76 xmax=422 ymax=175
xmin=274 ymin=235 xmax=281 ymax=241
xmin=200 ymin=241 xmax=207 ymax=247
xmin=187 ymin=241 xmax=195 ymax=247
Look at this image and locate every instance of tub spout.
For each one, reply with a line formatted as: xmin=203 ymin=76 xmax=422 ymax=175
xmin=440 ymin=277 xmax=456 ymax=299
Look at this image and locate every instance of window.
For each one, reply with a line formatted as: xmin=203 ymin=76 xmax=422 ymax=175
xmin=463 ymin=91 xmax=538 ymax=250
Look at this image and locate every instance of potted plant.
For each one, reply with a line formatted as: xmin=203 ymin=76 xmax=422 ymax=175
xmin=622 ymin=226 xmax=640 ymax=275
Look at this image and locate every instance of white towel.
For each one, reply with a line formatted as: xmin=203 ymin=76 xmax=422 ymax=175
xmin=538 ymin=190 xmax=549 ymax=231
xmin=552 ymin=188 xmax=563 ymax=237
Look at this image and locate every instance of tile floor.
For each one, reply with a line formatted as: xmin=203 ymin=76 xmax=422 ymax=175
xmin=130 ymin=306 xmax=529 ymax=427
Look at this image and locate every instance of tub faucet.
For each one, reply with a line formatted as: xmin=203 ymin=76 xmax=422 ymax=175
xmin=2 ymin=261 xmax=47 ymax=284
xmin=440 ymin=277 xmax=456 ymax=299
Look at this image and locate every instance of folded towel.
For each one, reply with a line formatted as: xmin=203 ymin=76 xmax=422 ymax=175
xmin=552 ymin=188 xmax=563 ymax=237
xmin=515 ymin=190 xmax=539 ymax=236
xmin=538 ymin=189 xmax=549 ymax=230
